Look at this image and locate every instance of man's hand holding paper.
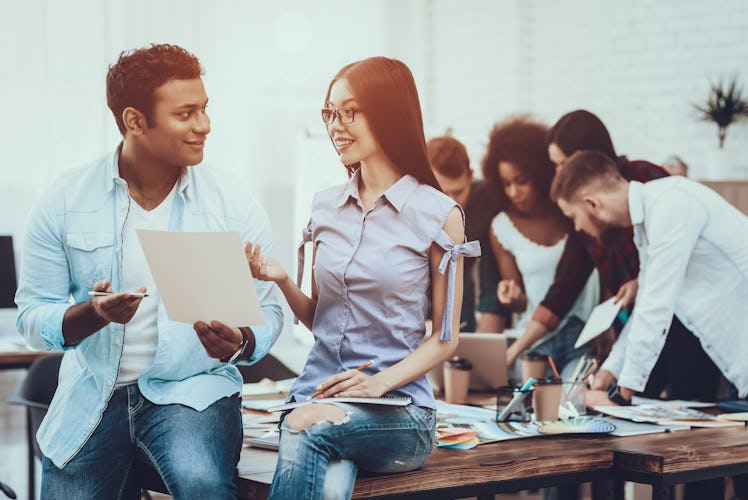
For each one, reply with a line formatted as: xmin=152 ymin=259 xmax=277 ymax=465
xmin=136 ymin=230 xmax=265 ymax=328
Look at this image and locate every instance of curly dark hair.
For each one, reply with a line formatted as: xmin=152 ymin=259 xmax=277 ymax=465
xmin=480 ymin=115 xmax=556 ymax=211
xmin=106 ymin=44 xmax=203 ymax=135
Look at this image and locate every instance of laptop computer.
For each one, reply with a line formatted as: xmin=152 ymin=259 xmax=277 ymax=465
xmin=428 ymin=332 xmax=509 ymax=393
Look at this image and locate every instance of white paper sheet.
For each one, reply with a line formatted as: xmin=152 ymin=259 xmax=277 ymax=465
xmin=136 ymin=230 xmax=265 ymax=327
xmin=573 ymin=296 xmax=622 ymax=348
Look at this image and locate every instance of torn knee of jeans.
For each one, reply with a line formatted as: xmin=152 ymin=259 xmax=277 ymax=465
xmin=285 ymin=407 xmax=350 ymax=432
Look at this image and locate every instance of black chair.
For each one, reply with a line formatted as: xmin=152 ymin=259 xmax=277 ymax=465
xmin=8 ymin=354 xmax=167 ymax=499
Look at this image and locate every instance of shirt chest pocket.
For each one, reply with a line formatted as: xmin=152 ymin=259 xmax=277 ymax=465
xmin=65 ymin=232 xmax=115 ymax=288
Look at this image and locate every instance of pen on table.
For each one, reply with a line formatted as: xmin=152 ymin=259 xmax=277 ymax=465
xmin=308 ymin=359 xmax=374 ymax=400
xmin=547 ymin=355 xmax=561 ymax=379
xmin=88 ymin=291 xmax=149 ymax=298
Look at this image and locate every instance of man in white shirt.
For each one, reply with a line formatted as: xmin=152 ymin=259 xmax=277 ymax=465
xmin=551 ymin=150 xmax=748 ymax=399
xmin=551 ymin=150 xmax=748 ymax=499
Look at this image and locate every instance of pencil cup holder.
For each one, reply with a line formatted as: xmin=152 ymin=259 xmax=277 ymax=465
xmin=443 ymin=357 xmax=472 ymax=404
xmin=562 ymin=380 xmax=587 ymax=416
xmin=495 ymin=386 xmax=534 ymax=422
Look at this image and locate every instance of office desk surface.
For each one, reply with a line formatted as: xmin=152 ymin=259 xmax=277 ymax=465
xmin=613 ymin=425 xmax=748 ymax=476
xmin=237 ymin=421 xmax=748 ymax=499
xmin=238 ymin=432 xmax=616 ymax=499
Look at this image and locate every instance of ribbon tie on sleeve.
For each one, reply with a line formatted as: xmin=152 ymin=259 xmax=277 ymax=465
xmin=434 ymin=230 xmax=481 ymax=341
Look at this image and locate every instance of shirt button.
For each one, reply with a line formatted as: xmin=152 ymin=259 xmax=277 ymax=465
xmin=106 ymin=379 xmax=113 ymax=386
xmin=114 ymin=338 xmax=121 ymax=345
xmin=89 ymin=419 xmax=95 ymax=425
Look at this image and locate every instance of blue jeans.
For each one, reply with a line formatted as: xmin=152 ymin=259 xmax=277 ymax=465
xmin=41 ymin=384 xmax=243 ymax=500
xmin=269 ymin=403 xmax=436 ymax=500
xmin=532 ymin=315 xmax=589 ymax=380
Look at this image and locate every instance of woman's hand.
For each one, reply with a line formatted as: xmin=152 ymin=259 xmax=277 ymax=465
xmin=497 ymin=279 xmax=526 ymax=312
xmin=245 ymin=242 xmax=288 ymax=283
xmin=312 ymin=370 xmax=388 ymax=399
xmin=614 ymin=279 xmax=638 ymax=309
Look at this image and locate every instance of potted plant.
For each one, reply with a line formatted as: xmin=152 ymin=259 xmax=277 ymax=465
xmin=694 ymin=76 xmax=748 ymax=149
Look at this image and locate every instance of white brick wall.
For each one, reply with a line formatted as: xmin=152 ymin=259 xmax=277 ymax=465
xmin=424 ymin=0 xmax=748 ymax=179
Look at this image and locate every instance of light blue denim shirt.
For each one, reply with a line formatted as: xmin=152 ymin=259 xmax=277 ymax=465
xmin=15 ymin=148 xmax=283 ymax=467
xmin=292 ymin=172 xmax=480 ymax=408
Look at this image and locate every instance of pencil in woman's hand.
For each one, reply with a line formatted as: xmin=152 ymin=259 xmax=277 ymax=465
xmin=308 ymin=359 xmax=374 ymax=400
xmin=355 ymin=360 xmax=374 ymax=371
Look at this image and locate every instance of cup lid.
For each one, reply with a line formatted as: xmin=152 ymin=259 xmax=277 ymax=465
xmin=445 ymin=356 xmax=472 ymax=370
xmin=534 ymin=377 xmax=563 ymax=385
xmin=521 ymin=351 xmax=549 ymax=361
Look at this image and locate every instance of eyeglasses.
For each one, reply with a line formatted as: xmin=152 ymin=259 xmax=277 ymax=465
xmin=321 ymin=107 xmax=362 ymax=125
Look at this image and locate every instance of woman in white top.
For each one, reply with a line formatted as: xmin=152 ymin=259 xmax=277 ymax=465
xmin=484 ymin=116 xmax=599 ymax=380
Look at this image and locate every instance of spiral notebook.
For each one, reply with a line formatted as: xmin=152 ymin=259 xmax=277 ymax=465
xmin=267 ymin=396 xmax=411 ymax=412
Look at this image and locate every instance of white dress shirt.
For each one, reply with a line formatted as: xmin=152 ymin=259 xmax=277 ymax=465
xmin=603 ymin=178 xmax=748 ymax=397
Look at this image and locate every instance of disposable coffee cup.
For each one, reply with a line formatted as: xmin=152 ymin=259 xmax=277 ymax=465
xmin=532 ymin=377 xmax=563 ymax=422
xmin=443 ymin=357 xmax=472 ymax=405
xmin=521 ymin=351 xmax=549 ymax=382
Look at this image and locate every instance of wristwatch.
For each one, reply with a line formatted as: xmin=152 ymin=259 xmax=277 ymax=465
xmin=607 ymin=383 xmax=632 ymax=406
xmin=221 ymin=328 xmax=251 ymax=363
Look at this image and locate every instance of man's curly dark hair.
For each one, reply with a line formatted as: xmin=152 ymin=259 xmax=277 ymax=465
xmin=106 ymin=44 xmax=203 ymax=135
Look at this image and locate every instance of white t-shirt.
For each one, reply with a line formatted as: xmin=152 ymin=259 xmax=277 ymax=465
xmin=116 ymin=186 xmax=176 ymax=385
xmin=491 ymin=212 xmax=599 ymax=341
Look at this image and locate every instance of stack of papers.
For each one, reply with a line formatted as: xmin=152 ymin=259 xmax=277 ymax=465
xmin=242 ymin=378 xmax=295 ymax=400
xmin=435 ymin=427 xmax=480 ymax=449
xmin=594 ymin=404 xmax=743 ymax=428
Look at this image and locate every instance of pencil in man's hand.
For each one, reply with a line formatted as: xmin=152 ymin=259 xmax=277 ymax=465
xmin=308 ymin=359 xmax=374 ymax=400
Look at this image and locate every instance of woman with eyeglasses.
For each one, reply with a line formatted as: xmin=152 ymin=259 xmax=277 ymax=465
xmin=245 ymin=57 xmax=478 ymax=499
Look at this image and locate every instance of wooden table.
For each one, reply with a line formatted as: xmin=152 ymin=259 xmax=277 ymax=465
xmin=612 ymin=426 xmax=748 ymax=500
xmin=237 ymin=433 xmax=618 ymax=499
xmin=0 ymin=350 xmax=51 ymax=371
xmin=237 ymin=420 xmax=748 ymax=499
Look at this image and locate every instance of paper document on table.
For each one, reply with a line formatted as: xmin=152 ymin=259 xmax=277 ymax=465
xmin=137 ymin=230 xmax=264 ymax=327
xmin=574 ymin=297 xmax=622 ymax=348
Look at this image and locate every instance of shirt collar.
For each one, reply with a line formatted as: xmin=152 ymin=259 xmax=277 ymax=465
xmin=105 ymin=142 xmax=192 ymax=199
xmin=628 ymin=180 xmax=645 ymax=226
xmin=336 ymin=169 xmax=362 ymax=207
xmin=335 ymin=169 xmax=419 ymax=213
xmin=382 ymin=174 xmax=419 ymax=212
xmin=105 ymin=143 xmax=123 ymax=193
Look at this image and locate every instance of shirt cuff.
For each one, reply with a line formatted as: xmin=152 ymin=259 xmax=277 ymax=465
xmin=235 ymin=306 xmax=284 ymax=366
xmin=39 ymin=303 xmax=74 ymax=351
xmin=531 ymin=305 xmax=561 ymax=331
xmin=617 ymin=365 xmax=650 ymax=393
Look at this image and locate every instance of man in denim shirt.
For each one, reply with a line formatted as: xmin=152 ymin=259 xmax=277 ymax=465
xmin=15 ymin=44 xmax=283 ymax=499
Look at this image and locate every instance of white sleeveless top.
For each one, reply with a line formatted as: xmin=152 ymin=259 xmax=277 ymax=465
xmin=491 ymin=212 xmax=599 ymax=340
